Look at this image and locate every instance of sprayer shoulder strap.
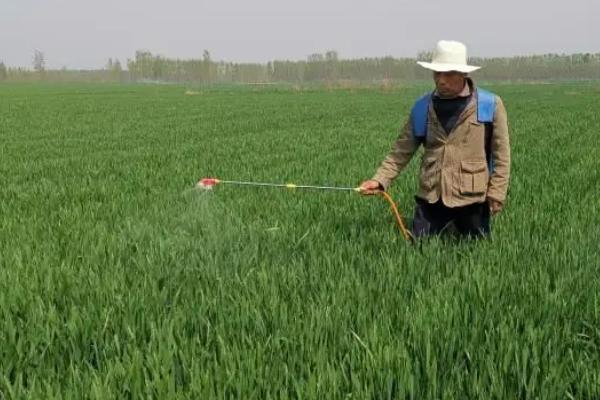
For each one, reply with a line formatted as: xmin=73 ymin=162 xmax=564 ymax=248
xmin=476 ymin=88 xmax=497 ymax=172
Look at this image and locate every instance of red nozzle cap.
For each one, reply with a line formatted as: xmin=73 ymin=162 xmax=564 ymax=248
xmin=200 ymin=178 xmax=218 ymax=186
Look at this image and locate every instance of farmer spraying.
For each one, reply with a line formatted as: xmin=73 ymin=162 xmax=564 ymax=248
xmin=199 ymin=40 xmax=510 ymax=241
xmin=360 ymin=40 xmax=511 ymax=238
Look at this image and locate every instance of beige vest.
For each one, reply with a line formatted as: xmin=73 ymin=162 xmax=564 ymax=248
xmin=417 ymin=97 xmax=490 ymax=207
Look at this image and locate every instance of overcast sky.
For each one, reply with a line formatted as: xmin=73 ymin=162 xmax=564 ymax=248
xmin=1 ymin=0 xmax=598 ymax=69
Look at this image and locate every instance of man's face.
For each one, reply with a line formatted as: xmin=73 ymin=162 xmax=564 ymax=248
xmin=433 ymin=71 xmax=467 ymax=98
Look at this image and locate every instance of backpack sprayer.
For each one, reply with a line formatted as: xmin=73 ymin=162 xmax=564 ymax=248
xmin=196 ymin=178 xmax=412 ymax=242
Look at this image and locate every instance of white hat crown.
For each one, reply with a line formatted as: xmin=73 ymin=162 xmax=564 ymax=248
xmin=417 ymin=40 xmax=480 ymax=73
xmin=433 ymin=41 xmax=467 ymax=64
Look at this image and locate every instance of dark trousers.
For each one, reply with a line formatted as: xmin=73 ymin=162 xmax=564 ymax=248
xmin=412 ymin=197 xmax=491 ymax=238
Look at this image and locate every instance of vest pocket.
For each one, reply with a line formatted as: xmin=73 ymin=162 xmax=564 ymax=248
xmin=459 ymin=161 xmax=488 ymax=195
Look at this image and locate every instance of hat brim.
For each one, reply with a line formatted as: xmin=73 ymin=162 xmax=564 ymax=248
xmin=417 ymin=61 xmax=480 ymax=73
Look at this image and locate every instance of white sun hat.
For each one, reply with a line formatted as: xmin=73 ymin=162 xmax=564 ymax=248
xmin=417 ymin=40 xmax=480 ymax=73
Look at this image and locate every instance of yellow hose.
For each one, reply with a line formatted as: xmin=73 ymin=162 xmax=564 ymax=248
xmin=377 ymin=191 xmax=413 ymax=242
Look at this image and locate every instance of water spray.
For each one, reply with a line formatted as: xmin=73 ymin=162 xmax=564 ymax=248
xmin=196 ymin=177 xmax=412 ymax=241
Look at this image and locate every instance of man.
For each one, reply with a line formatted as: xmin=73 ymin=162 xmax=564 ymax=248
xmin=360 ymin=40 xmax=510 ymax=238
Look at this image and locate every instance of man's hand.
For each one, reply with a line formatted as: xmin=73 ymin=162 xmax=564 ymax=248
xmin=487 ymin=198 xmax=503 ymax=216
xmin=359 ymin=180 xmax=383 ymax=195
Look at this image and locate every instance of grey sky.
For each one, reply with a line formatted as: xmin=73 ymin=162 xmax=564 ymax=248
xmin=1 ymin=0 xmax=598 ymax=69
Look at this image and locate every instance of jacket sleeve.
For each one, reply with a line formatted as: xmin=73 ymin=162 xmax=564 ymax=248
xmin=371 ymin=118 xmax=420 ymax=190
xmin=487 ymin=97 xmax=511 ymax=204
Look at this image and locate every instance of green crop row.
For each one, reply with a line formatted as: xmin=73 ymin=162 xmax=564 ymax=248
xmin=0 ymin=82 xmax=599 ymax=398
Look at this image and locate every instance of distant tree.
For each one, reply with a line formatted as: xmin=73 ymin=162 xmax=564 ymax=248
xmin=307 ymin=53 xmax=324 ymax=62
xmin=127 ymin=58 xmax=136 ymax=79
xmin=306 ymin=53 xmax=326 ymax=81
xmin=324 ymin=50 xmax=339 ymax=81
xmin=151 ymin=55 xmax=165 ymax=79
xmin=108 ymin=58 xmax=122 ymax=81
xmin=33 ymin=49 xmax=46 ymax=73
xmin=203 ymin=50 xmax=212 ymax=82
xmin=417 ymin=50 xmax=433 ymax=61
xmin=0 ymin=62 xmax=7 ymax=80
xmin=133 ymin=50 xmax=153 ymax=80
xmin=325 ymin=50 xmax=338 ymax=62
xmin=113 ymin=59 xmax=122 ymax=73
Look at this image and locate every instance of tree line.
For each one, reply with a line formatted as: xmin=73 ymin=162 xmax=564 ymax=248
xmin=1 ymin=49 xmax=600 ymax=83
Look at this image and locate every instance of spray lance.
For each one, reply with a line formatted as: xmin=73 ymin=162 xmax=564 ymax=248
xmin=196 ymin=177 xmax=412 ymax=242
